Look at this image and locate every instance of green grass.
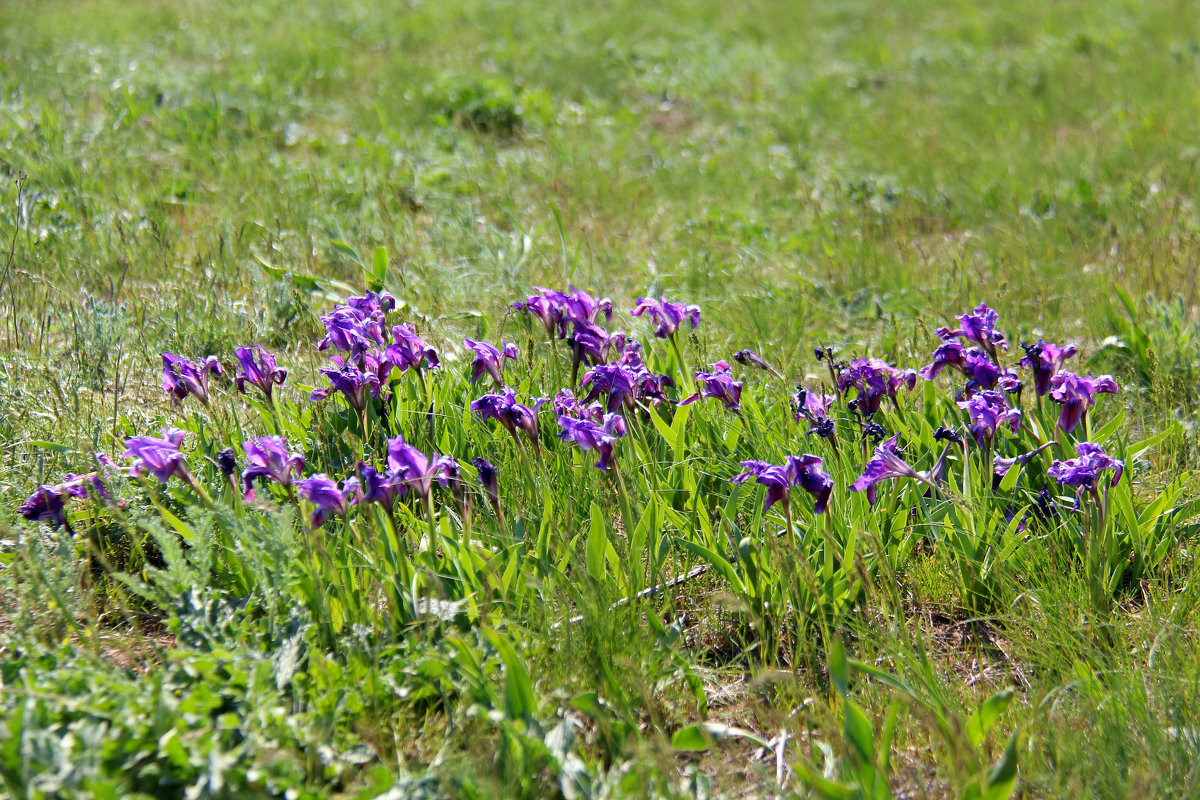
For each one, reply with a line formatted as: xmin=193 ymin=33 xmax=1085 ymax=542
xmin=2 ymin=0 xmax=1200 ymax=797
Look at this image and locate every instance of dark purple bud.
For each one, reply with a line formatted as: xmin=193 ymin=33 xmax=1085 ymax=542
xmin=471 ymin=457 xmax=499 ymax=501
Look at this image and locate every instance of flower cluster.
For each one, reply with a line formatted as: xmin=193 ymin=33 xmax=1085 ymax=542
xmin=20 ymin=290 xmax=1129 ymax=554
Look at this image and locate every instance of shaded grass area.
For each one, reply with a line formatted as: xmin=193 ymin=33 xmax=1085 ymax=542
xmin=2 ymin=0 xmax=1200 ymax=797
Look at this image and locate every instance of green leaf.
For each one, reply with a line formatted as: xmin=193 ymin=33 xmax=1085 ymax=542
xmin=1128 ymin=425 xmax=1178 ymax=461
xmin=966 ymin=690 xmax=1013 ymax=748
xmin=586 ymin=501 xmax=607 ymax=582
xmin=484 ymin=630 xmax=536 ymax=720
xmin=330 ymin=239 xmax=363 ymax=267
xmin=671 ymin=722 xmax=767 ymax=752
xmin=982 ymin=731 xmax=1019 ymax=800
xmin=843 ymin=700 xmax=876 ymax=765
xmin=671 ymin=724 xmax=714 ymax=751
xmin=1091 ymin=408 xmax=1125 ymax=445
xmin=27 ymin=440 xmax=71 ymax=453
xmin=370 ymin=246 xmax=388 ymax=286
xmin=830 ymin=638 xmax=850 ymax=697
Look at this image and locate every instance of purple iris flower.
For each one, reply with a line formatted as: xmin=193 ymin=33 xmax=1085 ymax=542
xmin=1049 ymin=372 xmax=1119 ymax=434
xmin=346 ymin=290 xmax=396 ymax=318
xmin=241 ymin=436 xmax=305 ymax=501
xmin=464 ymin=338 xmax=519 ymax=386
xmin=235 ymin=346 xmax=287 ymax=401
xmin=123 ymin=429 xmax=191 ymax=485
xmin=919 ymin=342 xmax=966 ymax=380
xmin=471 ymin=388 xmax=549 ymax=447
xmin=1048 ymin=442 xmax=1125 ymax=494
xmin=937 ymin=302 xmax=1008 ymax=354
xmin=630 ymin=296 xmax=701 ymax=339
xmin=471 ymin=457 xmax=500 ymax=503
xmin=310 ymin=362 xmax=380 ymax=412
xmin=732 ymin=455 xmax=833 ymax=514
xmin=162 ymin=354 xmax=222 ymax=406
xmin=317 ymin=307 xmax=378 ymax=356
xmin=386 ymin=435 xmax=459 ymax=499
xmin=850 ymin=434 xmax=932 ymax=506
xmin=18 ymin=473 xmax=107 ymax=531
xmin=556 ymin=413 xmax=627 ymax=470
xmin=294 ymin=474 xmax=359 ymax=528
xmin=556 ymin=286 xmax=614 ymax=329
xmin=791 ymin=387 xmax=836 ymax=423
xmin=998 ymin=369 xmax=1023 ymax=396
xmin=318 ymin=292 xmax=393 ymax=357
xmin=552 ymin=390 xmax=605 ymax=423
xmin=837 ymin=358 xmax=916 ymax=415
xmin=565 ymin=320 xmax=617 ymax=375
xmin=358 ymin=462 xmax=406 ymax=510
xmin=679 ymin=360 xmax=743 ymax=413
xmin=1020 ymin=340 xmax=1078 ymax=396
xmin=962 ymin=349 xmax=1002 ymax=390
xmin=512 ymin=291 xmax=564 ymax=337
xmin=386 ymin=324 xmax=441 ymax=374
xmin=580 ymin=363 xmax=641 ymax=411
xmin=957 ymin=390 xmax=1021 ymax=447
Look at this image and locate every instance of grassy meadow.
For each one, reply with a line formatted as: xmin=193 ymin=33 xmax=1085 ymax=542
xmin=2 ymin=0 xmax=1200 ymax=797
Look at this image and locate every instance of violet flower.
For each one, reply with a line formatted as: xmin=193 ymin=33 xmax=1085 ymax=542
xmin=317 ymin=307 xmax=379 ymax=357
xmin=1049 ymin=372 xmax=1119 ymax=434
xmin=358 ymin=462 xmax=406 ymax=510
xmin=792 ymin=387 xmax=836 ymax=423
xmin=630 ymin=296 xmax=701 ymax=338
xmin=1048 ymin=442 xmax=1125 ymax=494
xmin=679 ymin=360 xmax=744 ymax=413
xmin=471 ymin=387 xmax=549 ymax=447
xmin=556 ymin=286 xmax=614 ymax=329
xmin=18 ymin=483 xmax=69 ymax=529
xmin=580 ymin=363 xmax=641 ymax=412
xmin=18 ymin=473 xmax=107 ymax=531
xmin=123 ymin=429 xmax=191 ymax=485
xmin=386 ymin=324 xmax=441 ymax=374
xmin=464 ymin=338 xmax=519 ymax=386
xmin=957 ymin=390 xmax=1021 ymax=448
xmin=294 ymin=474 xmax=358 ymax=528
xmin=235 ymin=346 xmax=287 ymax=401
xmin=556 ymin=413 xmax=627 ymax=470
xmin=837 ymin=358 xmax=916 ymax=415
xmin=937 ymin=302 xmax=1008 ymax=355
xmin=162 ymin=354 xmax=222 ymax=406
xmin=1020 ymin=340 xmax=1078 ymax=396
xmin=241 ymin=436 xmax=305 ymax=501
xmin=732 ymin=455 xmax=833 ymax=514
xmin=310 ymin=362 xmax=380 ymax=413
xmin=512 ymin=291 xmax=563 ymax=337
xmin=386 ymin=435 xmax=458 ymax=499
xmin=850 ymin=434 xmax=935 ymax=506
xmin=552 ymin=390 xmax=605 ymax=423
